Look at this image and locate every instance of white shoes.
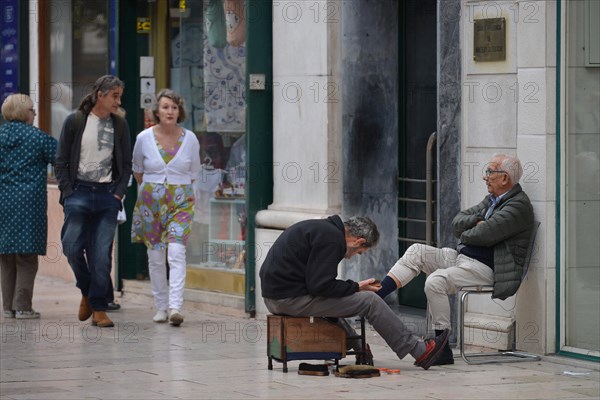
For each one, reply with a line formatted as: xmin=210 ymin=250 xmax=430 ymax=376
xmin=169 ymin=309 xmax=184 ymax=326
xmin=152 ymin=309 xmax=184 ymax=326
xmin=4 ymin=310 xmax=40 ymax=319
xmin=16 ymin=310 xmax=40 ymax=319
xmin=153 ymin=310 xmax=168 ymax=323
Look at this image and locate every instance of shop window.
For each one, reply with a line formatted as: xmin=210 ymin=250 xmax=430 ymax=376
xmin=49 ymin=0 xmax=109 ymax=140
xmin=160 ymin=0 xmax=247 ymax=274
xmin=45 ymin=0 xmax=109 ymax=182
xmin=564 ymin=0 xmax=600 ymax=354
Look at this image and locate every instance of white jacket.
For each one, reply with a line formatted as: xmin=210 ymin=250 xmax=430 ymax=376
xmin=132 ymin=127 xmax=201 ymax=184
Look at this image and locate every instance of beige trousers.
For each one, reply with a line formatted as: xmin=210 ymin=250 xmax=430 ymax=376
xmin=389 ymin=244 xmax=493 ymax=330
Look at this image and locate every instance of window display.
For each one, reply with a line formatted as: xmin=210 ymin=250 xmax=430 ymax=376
xmin=49 ymin=0 xmax=109 ymax=140
xmin=166 ymin=0 xmax=247 ymax=274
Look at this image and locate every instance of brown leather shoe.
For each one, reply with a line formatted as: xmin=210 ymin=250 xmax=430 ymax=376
xmin=92 ymin=311 xmax=114 ymax=327
xmin=78 ymin=296 xmax=92 ymax=321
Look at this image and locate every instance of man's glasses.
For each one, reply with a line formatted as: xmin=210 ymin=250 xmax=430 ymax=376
xmin=484 ymin=169 xmax=507 ymax=177
xmin=29 ymin=108 xmax=36 ymax=116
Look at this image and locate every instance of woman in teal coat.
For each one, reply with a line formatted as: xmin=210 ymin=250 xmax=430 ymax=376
xmin=0 ymin=94 xmax=57 ymax=319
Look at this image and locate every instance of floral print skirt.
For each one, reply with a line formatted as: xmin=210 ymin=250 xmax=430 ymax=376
xmin=131 ymin=182 xmax=195 ymax=250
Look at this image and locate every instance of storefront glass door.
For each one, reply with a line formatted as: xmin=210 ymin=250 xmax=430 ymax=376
xmin=563 ymin=0 xmax=600 ymax=357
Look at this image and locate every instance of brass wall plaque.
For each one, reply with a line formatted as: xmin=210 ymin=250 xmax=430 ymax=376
xmin=474 ymin=18 xmax=506 ymax=62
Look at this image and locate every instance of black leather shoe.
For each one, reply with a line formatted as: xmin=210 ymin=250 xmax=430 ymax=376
xmin=414 ymin=329 xmax=449 ymax=370
xmin=106 ymin=302 xmax=121 ymax=311
xmin=431 ymin=342 xmax=455 ymax=365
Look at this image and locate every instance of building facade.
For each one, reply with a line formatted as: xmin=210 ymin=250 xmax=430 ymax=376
xmin=3 ymin=0 xmax=598 ymax=360
xmin=253 ymin=0 xmax=599 ymax=361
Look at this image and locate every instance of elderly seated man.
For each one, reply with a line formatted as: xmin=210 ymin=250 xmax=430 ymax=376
xmin=376 ymin=154 xmax=535 ymax=366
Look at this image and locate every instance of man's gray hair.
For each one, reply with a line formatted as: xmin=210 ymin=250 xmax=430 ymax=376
xmin=343 ymin=217 xmax=380 ymax=248
xmin=495 ymin=153 xmax=523 ymax=184
xmin=78 ymin=75 xmax=125 ymax=115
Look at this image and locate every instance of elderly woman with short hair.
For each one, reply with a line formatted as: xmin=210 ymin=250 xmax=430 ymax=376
xmin=0 ymin=94 xmax=57 ymax=319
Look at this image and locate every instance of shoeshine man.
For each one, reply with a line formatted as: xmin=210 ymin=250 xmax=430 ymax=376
xmin=260 ymin=216 xmax=450 ymax=370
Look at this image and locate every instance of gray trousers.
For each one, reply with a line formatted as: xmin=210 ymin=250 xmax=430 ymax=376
xmin=264 ymin=291 xmax=419 ymax=359
xmin=0 ymin=254 xmax=39 ymax=312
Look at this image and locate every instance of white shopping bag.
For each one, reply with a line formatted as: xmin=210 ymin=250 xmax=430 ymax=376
xmin=117 ymin=196 xmax=127 ymax=225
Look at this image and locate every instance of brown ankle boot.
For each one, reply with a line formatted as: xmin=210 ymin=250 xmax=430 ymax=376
xmin=92 ymin=311 xmax=114 ymax=327
xmin=79 ymin=296 xmax=92 ymax=321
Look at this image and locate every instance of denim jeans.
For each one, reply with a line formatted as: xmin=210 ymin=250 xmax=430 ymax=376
xmin=61 ymin=181 xmax=120 ymax=311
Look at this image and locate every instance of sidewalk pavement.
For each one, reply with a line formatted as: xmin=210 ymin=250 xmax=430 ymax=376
xmin=1 ymin=276 xmax=599 ymax=400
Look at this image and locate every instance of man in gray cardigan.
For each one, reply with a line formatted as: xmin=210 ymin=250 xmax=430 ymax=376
xmin=375 ymin=154 xmax=535 ymax=366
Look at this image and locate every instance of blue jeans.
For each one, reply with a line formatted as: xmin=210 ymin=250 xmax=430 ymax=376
xmin=61 ymin=181 xmax=120 ymax=311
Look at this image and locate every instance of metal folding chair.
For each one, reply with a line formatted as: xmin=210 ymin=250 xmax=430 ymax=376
xmin=457 ymin=221 xmax=541 ymax=364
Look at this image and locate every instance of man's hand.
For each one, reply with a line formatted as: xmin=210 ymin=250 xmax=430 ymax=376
xmin=358 ymin=278 xmax=382 ymax=292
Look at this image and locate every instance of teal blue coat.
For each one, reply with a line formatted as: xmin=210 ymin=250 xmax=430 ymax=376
xmin=0 ymin=122 xmax=57 ymax=255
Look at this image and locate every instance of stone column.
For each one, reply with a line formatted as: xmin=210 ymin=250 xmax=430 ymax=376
xmin=255 ymin=1 xmax=343 ymax=315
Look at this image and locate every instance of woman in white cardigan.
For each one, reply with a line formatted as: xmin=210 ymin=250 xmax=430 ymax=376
xmin=131 ymin=89 xmax=201 ymax=326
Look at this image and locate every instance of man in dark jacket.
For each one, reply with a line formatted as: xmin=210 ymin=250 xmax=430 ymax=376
xmin=55 ymin=75 xmax=132 ymax=328
xmin=376 ymin=154 xmax=535 ymax=365
xmin=260 ymin=215 xmax=449 ymax=370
